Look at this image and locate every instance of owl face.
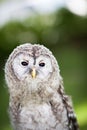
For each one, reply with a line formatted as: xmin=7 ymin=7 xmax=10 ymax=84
xmin=5 ymin=43 xmax=60 ymax=86
xmin=12 ymin=52 xmax=53 ymax=81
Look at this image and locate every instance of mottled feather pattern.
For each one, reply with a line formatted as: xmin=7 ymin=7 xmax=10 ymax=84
xmin=5 ymin=43 xmax=79 ymax=130
xmin=58 ymin=85 xmax=79 ymax=130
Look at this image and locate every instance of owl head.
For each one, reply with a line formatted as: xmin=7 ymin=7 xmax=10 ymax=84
xmin=5 ymin=43 xmax=62 ymax=90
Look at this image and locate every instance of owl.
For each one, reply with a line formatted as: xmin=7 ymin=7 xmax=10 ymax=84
xmin=5 ymin=43 xmax=79 ymax=130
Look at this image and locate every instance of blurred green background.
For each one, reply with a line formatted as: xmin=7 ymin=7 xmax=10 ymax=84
xmin=0 ymin=0 xmax=87 ymax=130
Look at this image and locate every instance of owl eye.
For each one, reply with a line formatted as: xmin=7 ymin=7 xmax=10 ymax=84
xmin=21 ymin=61 xmax=29 ymax=66
xmin=39 ymin=62 xmax=45 ymax=67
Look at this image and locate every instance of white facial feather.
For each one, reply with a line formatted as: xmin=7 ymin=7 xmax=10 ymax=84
xmin=12 ymin=53 xmax=31 ymax=80
xmin=35 ymin=55 xmax=53 ymax=79
xmin=12 ymin=53 xmax=53 ymax=80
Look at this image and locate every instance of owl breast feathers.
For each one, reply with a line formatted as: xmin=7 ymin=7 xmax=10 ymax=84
xmin=5 ymin=43 xmax=79 ymax=130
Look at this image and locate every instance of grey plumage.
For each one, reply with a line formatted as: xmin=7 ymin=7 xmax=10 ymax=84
xmin=5 ymin=43 xmax=79 ymax=130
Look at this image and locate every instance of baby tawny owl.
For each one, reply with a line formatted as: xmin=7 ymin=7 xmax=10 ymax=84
xmin=5 ymin=43 xmax=79 ymax=130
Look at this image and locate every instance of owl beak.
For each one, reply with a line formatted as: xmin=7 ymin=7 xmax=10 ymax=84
xmin=31 ymin=68 xmax=36 ymax=78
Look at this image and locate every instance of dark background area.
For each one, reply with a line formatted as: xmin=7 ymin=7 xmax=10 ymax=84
xmin=0 ymin=2 xmax=87 ymax=130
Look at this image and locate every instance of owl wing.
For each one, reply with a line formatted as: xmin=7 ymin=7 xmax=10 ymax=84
xmin=57 ymin=85 xmax=80 ymax=130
